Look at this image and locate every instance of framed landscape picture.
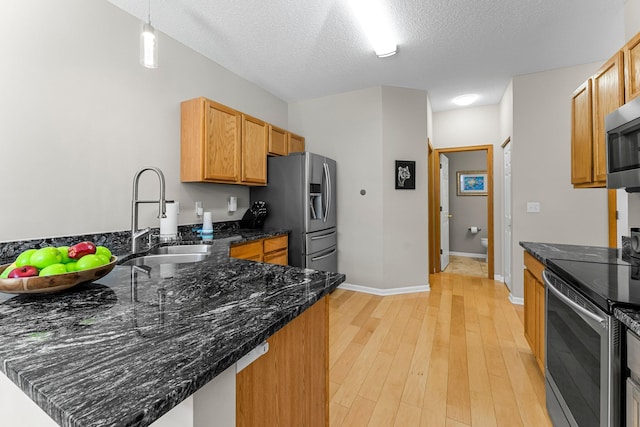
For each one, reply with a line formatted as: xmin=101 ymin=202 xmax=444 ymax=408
xmin=457 ymin=170 xmax=487 ymax=196
xmin=395 ymin=160 xmax=415 ymax=189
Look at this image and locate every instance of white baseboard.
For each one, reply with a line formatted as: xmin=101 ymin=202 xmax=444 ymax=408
xmin=338 ymin=282 xmax=430 ymax=296
xmin=509 ymin=294 xmax=524 ymax=305
xmin=494 ymin=274 xmax=504 ymax=282
xmin=450 ymin=251 xmax=486 ymax=259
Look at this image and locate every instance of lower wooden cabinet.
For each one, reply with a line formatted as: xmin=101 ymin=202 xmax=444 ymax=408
xmin=229 ymin=235 xmax=288 ymax=266
xmin=236 ymin=296 xmax=328 ymax=427
xmin=524 ymin=252 xmax=545 ymax=372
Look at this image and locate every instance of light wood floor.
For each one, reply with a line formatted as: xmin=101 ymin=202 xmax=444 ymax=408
xmin=329 ymin=272 xmax=552 ymax=427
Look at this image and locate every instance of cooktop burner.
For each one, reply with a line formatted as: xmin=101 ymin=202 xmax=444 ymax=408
xmin=547 ymin=258 xmax=640 ymax=312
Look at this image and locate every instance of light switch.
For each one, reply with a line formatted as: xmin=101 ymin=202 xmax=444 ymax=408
xmin=527 ymin=202 xmax=541 ymax=213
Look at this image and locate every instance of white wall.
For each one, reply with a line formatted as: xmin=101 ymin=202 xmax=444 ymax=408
xmin=380 ymin=87 xmax=429 ymax=288
xmin=626 ymin=0 xmax=640 ymax=38
xmin=0 ymin=0 xmax=288 ymax=242
xmin=289 ymin=86 xmax=429 ymax=290
xmin=288 ymin=88 xmax=385 ymax=287
xmin=433 ymin=105 xmax=503 ymax=277
xmin=510 ymin=62 xmax=608 ymax=299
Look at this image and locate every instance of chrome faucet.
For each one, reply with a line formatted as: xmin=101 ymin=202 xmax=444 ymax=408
xmin=131 ymin=167 xmax=167 ymax=253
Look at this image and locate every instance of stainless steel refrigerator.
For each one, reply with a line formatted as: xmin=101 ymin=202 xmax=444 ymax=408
xmin=250 ymin=152 xmax=337 ymax=273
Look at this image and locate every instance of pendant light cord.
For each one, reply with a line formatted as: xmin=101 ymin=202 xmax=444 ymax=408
xmin=147 ymin=0 xmax=152 ymax=25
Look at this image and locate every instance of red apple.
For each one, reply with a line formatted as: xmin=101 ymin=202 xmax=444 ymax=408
xmin=8 ymin=265 xmax=39 ymax=278
xmin=68 ymin=241 xmax=96 ymax=260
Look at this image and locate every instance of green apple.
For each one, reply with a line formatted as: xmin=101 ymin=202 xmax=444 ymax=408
xmin=95 ymin=246 xmax=112 ymax=261
xmin=0 ymin=262 xmax=17 ymax=279
xmin=15 ymin=249 xmax=37 ymax=267
xmin=57 ymin=246 xmax=71 ymax=263
xmin=39 ymin=263 xmax=67 ymax=277
xmin=76 ymin=254 xmax=105 ymax=271
xmin=30 ymin=247 xmax=63 ymax=269
xmin=65 ymin=261 xmax=78 ymax=273
xmin=96 ymin=255 xmax=110 ymax=265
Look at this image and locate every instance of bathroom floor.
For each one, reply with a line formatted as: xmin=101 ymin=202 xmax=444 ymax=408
xmin=443 ymin=255 xmax=488 ymax=278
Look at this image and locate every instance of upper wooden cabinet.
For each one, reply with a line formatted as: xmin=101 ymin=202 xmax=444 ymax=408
xmin=571 ymin=52 xmax=625 ymax=187
xmin=625 ymin=31 xmax=640 ymax=102
xmin=181 ymin=98 xmax=241 ymax=183
xmin=241 ymin=114 xmax=268 ymax=185
xmin=592 ymin=52 xmax=625 ymax=183
xmin=180 ymin=98 xmax=267 ymax=185
xmin=571 ymin=80 xmax=594 ymax=186
xmin=181 ymin=97 xmax=305 ymax=184
xmin=268 ymin=125 xmax=288 ymax=156
xmin=287 ymin=132 xmax=305 ymax=154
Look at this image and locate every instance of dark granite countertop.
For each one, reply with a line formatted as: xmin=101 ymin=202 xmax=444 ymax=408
xmin=519 ymin=241 xmax=625 ymax=266
xmin=0 ymin=233 xmax=345 ymax=427
xmin=520 ymin=241 xmax=640 ymax=331
xmin=615 ymin=308 xmax=640 ymax=336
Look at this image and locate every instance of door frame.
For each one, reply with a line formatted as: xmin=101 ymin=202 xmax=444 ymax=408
xmin=428 ymin=144 xmax=494 ymax=279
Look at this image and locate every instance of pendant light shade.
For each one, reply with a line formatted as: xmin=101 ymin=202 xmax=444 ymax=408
xmin=140 ymin=0 xmax=157 ymax=68
xmin=140 ymin=22 xmax=158 ymax=68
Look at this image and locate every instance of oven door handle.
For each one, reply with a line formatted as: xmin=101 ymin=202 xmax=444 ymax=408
xmin=543 ymin=270 xmax=607 ymax=328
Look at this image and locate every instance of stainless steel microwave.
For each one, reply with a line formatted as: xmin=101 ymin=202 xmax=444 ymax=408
xmin=606 ymin=97 xmax=640 ymax=191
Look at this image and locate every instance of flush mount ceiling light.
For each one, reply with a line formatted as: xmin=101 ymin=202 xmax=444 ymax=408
xmin=140 ymin=0 xmax=158 ymax=68
xmin=452 ymin=94 xmax=479 ymax=106
xmin=349 ymin=0 xmax=397 ymax=58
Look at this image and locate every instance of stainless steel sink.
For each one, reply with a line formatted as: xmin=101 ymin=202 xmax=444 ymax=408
xmin=121 ymin=253 xmax=211 ymax=267
xmin=148 ymin=244 xmax=214 ymax=255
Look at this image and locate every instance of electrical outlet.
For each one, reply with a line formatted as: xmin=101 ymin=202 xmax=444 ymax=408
xmin=527 ymin=202 xmax=541 ymax=213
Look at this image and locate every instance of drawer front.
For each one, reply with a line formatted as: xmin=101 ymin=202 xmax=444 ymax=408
xmin=230 ymin=240 xmax=263 ymax=259
xmin=264 ymin=235 xmax=288 ymax=253
xmin=524 ymin=251 xmax=544 ymax=283
xmin=305 ymin=230 xmax=337 ymax=255
xmin=264 ymin=249 xmax=288 ymax=266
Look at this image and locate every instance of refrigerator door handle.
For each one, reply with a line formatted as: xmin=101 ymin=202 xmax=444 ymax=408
xmin=323 ymin=162 xmax=331 ymax=223
xmin=311 ymin=231 xmax=337 ymax=240
xmin=311 ymin=248 xmax=337 ymax=262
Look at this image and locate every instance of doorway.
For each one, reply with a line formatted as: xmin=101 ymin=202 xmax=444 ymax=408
xmin=428 ymin=144 xmax=494 ymax=279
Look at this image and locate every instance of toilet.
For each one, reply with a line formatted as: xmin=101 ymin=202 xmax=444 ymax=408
xmin=480 ymin=238 xmax=488 ymax=261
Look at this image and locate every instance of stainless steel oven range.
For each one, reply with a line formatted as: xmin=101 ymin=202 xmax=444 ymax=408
xmin=543 ymin=269 xmax=621 ymax=427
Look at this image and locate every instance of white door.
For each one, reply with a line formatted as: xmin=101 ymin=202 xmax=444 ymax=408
xmin=440 ymin=154 xmax=450 ymax=270
xmin=503 ymin=143 xmax=512 ymax=289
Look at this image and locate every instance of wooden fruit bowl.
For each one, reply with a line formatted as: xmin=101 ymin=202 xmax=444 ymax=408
xmin=0 ymin=256 xmax=117 ymax=294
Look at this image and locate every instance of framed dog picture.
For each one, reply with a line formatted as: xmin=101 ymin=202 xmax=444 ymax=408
xmin=395 ymin=160 xmax=415 ymax=190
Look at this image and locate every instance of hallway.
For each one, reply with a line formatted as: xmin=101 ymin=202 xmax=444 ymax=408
xmin=329 ymin=273 xmax=550 ymax=426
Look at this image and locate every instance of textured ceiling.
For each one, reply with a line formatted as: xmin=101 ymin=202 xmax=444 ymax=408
xmin=106 ymin=0 xmax=626 ymax=111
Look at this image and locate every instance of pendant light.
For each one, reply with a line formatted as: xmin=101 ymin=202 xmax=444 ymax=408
xmin=140 ymin=0 xmax=158 ymax=68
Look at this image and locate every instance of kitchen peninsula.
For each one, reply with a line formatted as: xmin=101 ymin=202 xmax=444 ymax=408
xmin=0 ymin=231 xmax=345 ymax=427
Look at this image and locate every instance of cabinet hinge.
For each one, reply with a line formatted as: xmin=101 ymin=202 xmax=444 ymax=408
xmin=440 ymin=206 xmax=443 ymax=212
xmin=439 ymin=163 xmax=442 ymax=169
xmin=616 ymin=210 xmax=620 ymax=220
xmin=440 ymin=249 xmax=443 ymax=254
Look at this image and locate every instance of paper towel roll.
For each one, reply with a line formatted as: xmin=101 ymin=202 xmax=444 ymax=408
xmin=469 ymin=226 xmax=479 ymax=234
xmin=202 ymin=211 xmax=213 ymax=231
xmin=160 ymin=202 xmax=179 ymax=237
